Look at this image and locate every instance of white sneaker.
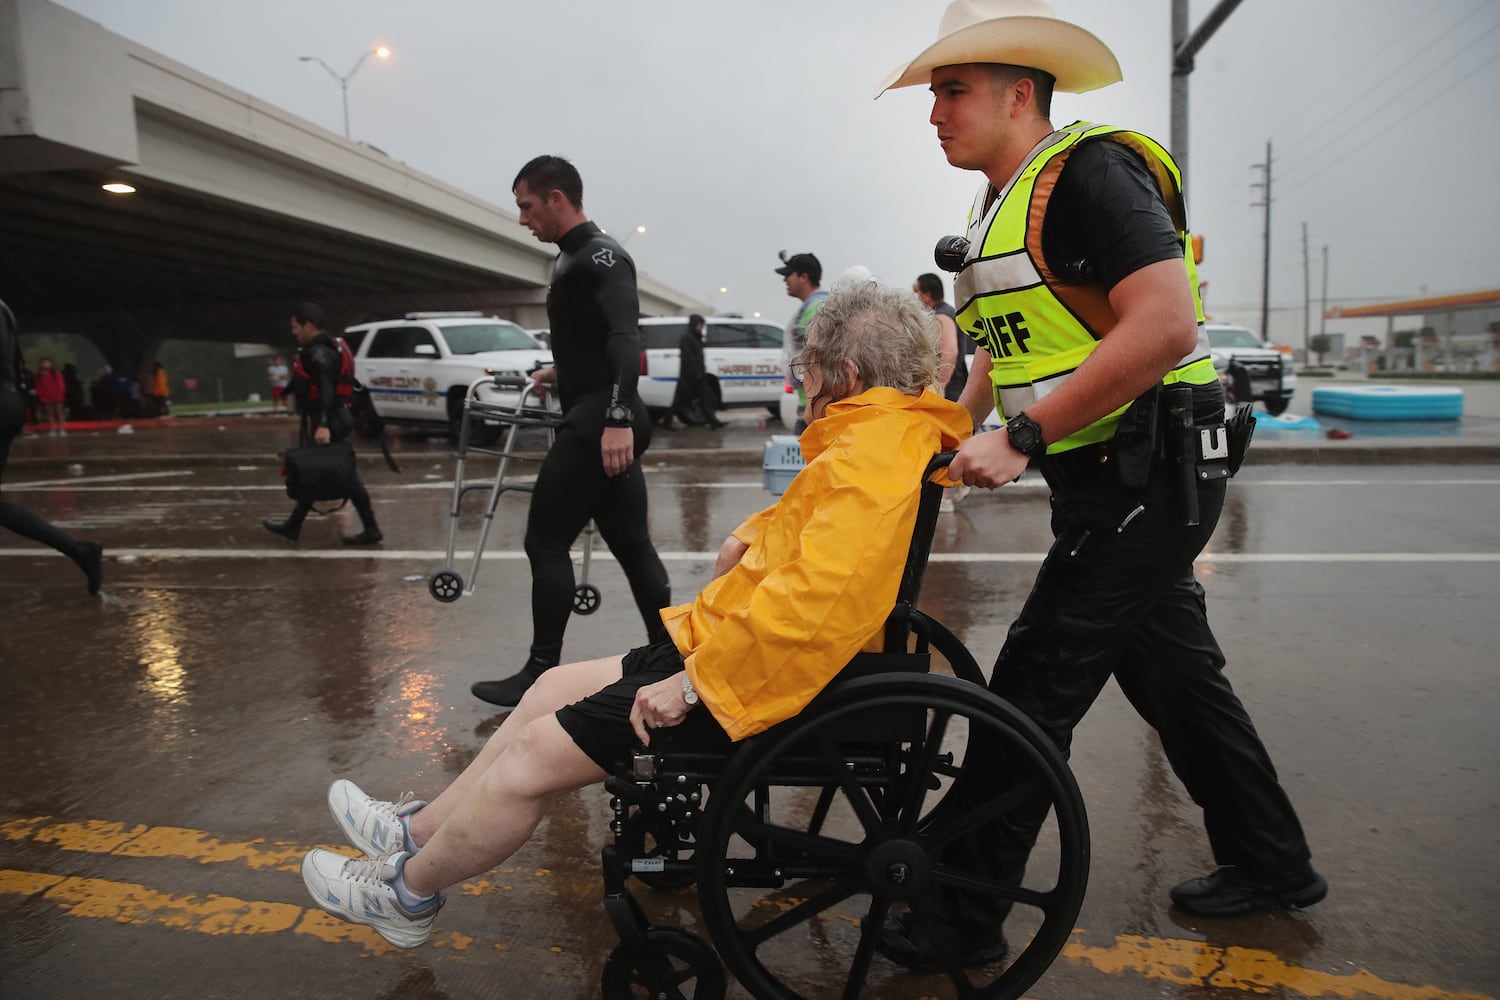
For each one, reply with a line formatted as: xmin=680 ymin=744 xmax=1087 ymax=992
xmin=328 ymin=780 xmax=425 ymax=858
xmin=300 ymin=849 xmax=442 ymax=948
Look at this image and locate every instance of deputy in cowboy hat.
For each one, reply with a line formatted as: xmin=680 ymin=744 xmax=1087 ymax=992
xmin=874 ymin=0 xmax=1326 ymax=971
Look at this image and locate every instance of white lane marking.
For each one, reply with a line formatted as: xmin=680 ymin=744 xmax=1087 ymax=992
xmin=3 ymin=549 xmax=1499 ymax=563
xmin=6 ymin=477 xmax=1499 ymax=495
xmin=12 ymin=470 xmax=197 ymax=488
xmin=0 ymin=480 xmax=782 ymax=493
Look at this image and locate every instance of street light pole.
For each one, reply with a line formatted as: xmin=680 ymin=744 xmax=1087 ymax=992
xmin=299 ymin=46 xmax=391 ymax=139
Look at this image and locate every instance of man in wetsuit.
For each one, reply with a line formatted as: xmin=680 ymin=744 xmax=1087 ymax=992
xmin=471 ymin=156 xmax=671 ymax=708
xmin=262 ymin=302 xmax=383 ymax=546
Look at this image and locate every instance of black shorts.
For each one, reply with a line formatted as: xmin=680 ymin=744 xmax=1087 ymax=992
xmin=556 ymin=641 xmax=733 ymax=772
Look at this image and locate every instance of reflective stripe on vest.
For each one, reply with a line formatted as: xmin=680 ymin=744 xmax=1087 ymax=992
xmin=952 ymin=121 xmax=1216 ymax=454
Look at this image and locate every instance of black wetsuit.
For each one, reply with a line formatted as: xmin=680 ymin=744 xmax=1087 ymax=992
xmin=281 ymin=331 xmax=378 ymax=535
xmin=0 ymin=299 xmax=100 ymax=588
xmin=524 ymin=222 xmax=670 ymax=666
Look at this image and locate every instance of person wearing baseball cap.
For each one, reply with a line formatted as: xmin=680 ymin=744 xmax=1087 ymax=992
xmin=775 ymin=251 xmax=829 ymax=431
xmin=874 ymin=0 xmax=1324 ymax=970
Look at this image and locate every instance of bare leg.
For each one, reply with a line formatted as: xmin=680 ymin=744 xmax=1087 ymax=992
xmin=403 ymin=713 xmax=605 ymax=896
xmin=406 ymin=654 xmax=624 ymax=844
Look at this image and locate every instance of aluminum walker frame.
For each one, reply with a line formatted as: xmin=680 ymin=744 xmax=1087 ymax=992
xmin=428 ymin=373 xmax=599 ymax=613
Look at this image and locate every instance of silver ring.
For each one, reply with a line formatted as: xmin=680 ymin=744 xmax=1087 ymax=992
xmin=654 ymin=721 xmax=665 ymax=729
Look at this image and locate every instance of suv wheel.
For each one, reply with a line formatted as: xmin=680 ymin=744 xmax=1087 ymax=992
xmin=1264 ymin=392 xmax=1289 ymax=416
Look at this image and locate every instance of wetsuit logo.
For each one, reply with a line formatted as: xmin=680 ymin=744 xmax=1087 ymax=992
xmin=591 ymin=248 xmax=617 ymax=268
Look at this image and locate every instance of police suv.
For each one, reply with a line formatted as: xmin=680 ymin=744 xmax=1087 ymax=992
xmin=636 ymin=316 xmax=786 ymax=421
xmin=342 ymin=312 xmax=552 ymax=441
xmin=1205 ymin=322 xmax=1298 ymax=415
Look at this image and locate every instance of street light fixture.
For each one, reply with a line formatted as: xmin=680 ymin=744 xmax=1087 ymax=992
xmin=298 ymin=45 xmax=391 ymax=139
xmin=619 ymin=225 xmax=648 ymax=246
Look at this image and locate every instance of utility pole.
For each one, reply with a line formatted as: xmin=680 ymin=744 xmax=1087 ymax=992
xmin=1302 ymin=222 xmax=1311 ymax=363
xmin=1250 ymin=142 xmax=1273 ymax=343
xmin=1320 ymin=245 xmax=1329 ymax=337
xmin=1170 ymin=0 xmax=1247 ymax=190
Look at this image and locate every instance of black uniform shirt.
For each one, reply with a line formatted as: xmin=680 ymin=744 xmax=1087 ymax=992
xmin=1041 ymin=139 xmax=1186 ymax=293
xmin=547 ymin=222 xmax=644 ymax=426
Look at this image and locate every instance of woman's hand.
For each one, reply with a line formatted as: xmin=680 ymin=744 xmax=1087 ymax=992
xmin=629 ymin=672 xmax=692 ymax=745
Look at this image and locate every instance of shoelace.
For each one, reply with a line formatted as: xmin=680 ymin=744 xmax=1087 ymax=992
xmin=341 ymin=853 xmax=399 ymax=884
xmin=365 ymin=790 xmax=418 ymax=825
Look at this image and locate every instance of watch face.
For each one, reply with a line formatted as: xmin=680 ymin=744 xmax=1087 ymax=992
xmin=1008 ymin=416 xmax=1042 ymax=455
xmin=607 ymin=404 xmax=630 ymax=422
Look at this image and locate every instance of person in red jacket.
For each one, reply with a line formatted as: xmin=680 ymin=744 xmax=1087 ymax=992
xmin=33 ymin=356 xmax=66 ymax=436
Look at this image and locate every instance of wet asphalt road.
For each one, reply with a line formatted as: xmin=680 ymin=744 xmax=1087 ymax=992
xmin=1 ymin=404 xmax=1498 ymax=1000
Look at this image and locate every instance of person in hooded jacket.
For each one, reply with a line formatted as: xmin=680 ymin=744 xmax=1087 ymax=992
xmin=296 ymin=283 xmax=971 ymax=949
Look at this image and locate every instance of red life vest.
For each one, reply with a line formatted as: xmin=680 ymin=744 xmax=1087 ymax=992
xmin=295 ymin=336 xmax=356 ymax=402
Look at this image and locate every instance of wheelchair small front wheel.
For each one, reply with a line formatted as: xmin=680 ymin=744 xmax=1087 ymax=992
xmin=573 ymin=583 xmax=602 ymax=615
xmin=601 ymin=928 xmax=725 ymax=1000
xmin=429 ymin=570 xmax=464 ymax=603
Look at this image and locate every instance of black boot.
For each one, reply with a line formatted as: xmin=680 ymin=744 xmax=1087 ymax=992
xmin=74 ymin=541 xmax=104 ymax=596
xmin=471 ymin=655 xmax=557 ymax=708
xmin=262 ymin=518 xmax=300 ymax=541
xmin=343 ymin=525 xmax=384 ymax=545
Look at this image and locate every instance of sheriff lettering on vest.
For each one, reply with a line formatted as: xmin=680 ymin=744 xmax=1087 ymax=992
xmin=873 ymin=0 xmax=1325 ymax=971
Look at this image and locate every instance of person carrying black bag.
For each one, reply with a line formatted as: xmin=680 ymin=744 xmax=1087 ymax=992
xmin=263 ymin=302 xmax=382 ymax=545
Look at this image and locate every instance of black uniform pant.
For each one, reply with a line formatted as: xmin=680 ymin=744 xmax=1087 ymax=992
xmin=951 ymin=383 xmax=1311 ymax=926
xmin=0 ymin=387 xmax=89 ymax=562
xmin=282 ymin=422 xmax=378 ymax=534
xmin=523 ymin=423 xmax=670 ymax=665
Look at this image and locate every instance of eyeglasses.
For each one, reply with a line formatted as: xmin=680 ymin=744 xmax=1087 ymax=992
xmin=788 ymin=357 xmax=816 ymax=380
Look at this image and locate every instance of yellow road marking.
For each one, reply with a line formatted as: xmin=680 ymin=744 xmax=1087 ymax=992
xmin=1061 ymin=934 xmax=1494 ymax=999
xmin=3 ymin=816 xmax=1495 ymax=1000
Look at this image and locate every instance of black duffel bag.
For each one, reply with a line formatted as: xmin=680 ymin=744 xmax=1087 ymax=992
xmin=282 ymin=441 xmax=358 ymax=503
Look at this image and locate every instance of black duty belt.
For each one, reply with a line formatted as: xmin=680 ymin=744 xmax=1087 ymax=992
xmin=1037 ymin=442 xmax=1113 ymax=492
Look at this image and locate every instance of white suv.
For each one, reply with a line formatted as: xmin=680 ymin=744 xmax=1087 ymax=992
xmin=343 ymin=312 xmax=552 ymax=440
xmin=636 ymin=316 xmax=785 ymax=420
xmin=1205 ymin=322 xmax=1298 ymax=415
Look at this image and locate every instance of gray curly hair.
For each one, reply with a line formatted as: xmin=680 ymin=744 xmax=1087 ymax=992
xmin=803 ymin=282 xmax=940 ymax=403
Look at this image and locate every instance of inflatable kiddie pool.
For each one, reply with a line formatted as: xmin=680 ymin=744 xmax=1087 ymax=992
xmin=1311 ymin=385 xmax=1463 ymax=421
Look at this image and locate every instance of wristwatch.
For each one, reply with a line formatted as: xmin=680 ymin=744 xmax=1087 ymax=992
xmin=681 ymin=672 xmax=699 ymax=706
xmin=604 ymin=402 xmax=632 ymax=426
xmin=1005 ymin=411 xmax=1047 ymax=458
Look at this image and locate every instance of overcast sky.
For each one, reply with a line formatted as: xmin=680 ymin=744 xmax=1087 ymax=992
xmin=55 ymin=0 xmax=1500 ymax=326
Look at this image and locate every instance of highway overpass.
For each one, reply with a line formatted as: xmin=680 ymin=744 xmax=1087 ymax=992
xmin=0 ymin=0 xmax=706 ymax=372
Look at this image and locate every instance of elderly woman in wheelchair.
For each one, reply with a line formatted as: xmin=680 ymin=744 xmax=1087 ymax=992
xmin=300 ymin=283 xmax=1089 ymax=1000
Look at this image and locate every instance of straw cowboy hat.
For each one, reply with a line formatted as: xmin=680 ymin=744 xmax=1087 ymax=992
xmin=876 ymin=0 xmax=1122 ymax=97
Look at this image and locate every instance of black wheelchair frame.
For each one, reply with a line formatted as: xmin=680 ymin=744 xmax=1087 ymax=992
xmin=596 ymin=455 xmax=1090 ymax=1000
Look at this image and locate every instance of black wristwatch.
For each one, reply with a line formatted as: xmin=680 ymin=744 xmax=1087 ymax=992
xmin=1005 ymin=411 xmax=1047 ymax=458
xmin=604 ymin=402 xmax=632 ymax=427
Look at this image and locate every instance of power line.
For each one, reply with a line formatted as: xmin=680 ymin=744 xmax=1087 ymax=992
xmin=1275 ymin=35 xmax=1500 ymax=201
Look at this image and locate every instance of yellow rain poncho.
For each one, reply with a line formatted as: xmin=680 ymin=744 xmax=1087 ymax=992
xmin=661 ymin=386 xmax=971 ymax=740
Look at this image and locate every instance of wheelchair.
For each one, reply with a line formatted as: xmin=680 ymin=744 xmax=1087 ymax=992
xmin=597 ymin=455 xmax=1090 ymax=999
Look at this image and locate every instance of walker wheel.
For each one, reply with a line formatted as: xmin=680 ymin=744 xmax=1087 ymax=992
xmin=573 ymin=583 xmax=602 ymax=615
xmin=429 ymin=570 xmax=464 ymax=603
xmin=600 ymin=929 xmax=724 ymax=1000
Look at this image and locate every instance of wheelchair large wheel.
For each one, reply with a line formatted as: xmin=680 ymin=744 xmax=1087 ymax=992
xmin=601 ymin=928 xmax=725 ymax=1000
xmin=696 ymin=673 xmax=1088 ymax=1000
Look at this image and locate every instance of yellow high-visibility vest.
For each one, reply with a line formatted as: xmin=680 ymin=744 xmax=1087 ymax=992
xmin=952 ymin=121 xmax=1217 ymax=454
